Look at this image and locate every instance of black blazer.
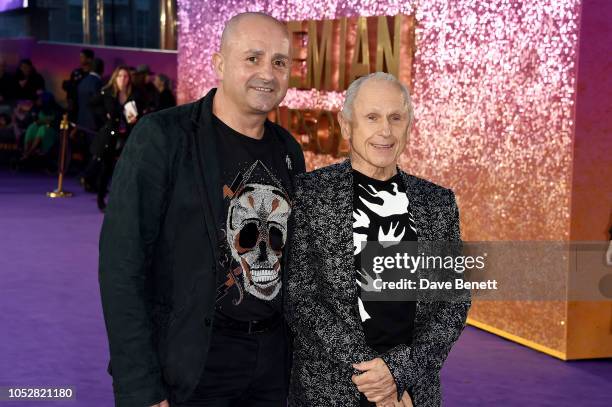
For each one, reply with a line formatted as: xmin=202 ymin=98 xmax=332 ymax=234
xmin=285 ymin=160 xmax=471 ymax=407
xmin=99 ymin=88 xmax=306 ymax=407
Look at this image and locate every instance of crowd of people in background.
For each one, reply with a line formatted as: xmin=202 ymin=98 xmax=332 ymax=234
xmin=0 ymin=49 xmax=177 ymax=211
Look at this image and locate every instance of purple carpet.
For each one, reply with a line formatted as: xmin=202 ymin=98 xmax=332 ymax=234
xmin=1 ymin=171 xmax=611 ymax=406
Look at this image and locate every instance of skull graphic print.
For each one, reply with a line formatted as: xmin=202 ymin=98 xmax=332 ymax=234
xmin=226 ymin=183 xmax=290 ymax=301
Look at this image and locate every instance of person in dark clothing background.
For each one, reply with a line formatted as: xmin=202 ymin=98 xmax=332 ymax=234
xmin=0 ymin=59 xmax=16 ymax=105
xmin=77 ymin=58 xmax=104 ymax=136
xmin=62 ymin=48 xmax=94 ymax=122
xmin=17 ymin=91 xmax=61 ymax=171
xmin=15 ymin=59 xmax=45 ymax=102
xmin=12 ymin=99 xmax=35 ymax=148
xmin=92 ymin=65 xmax=141 ymax=211
xmin=132 ymin=64 xmax=157 ymax=114
xmin=73 ymin=58 xmax=104 ymax=178
xmin=0 ymin=111 xmax=14 ymax=145
xmin=153 ymin=73 xmax=176 ymax=111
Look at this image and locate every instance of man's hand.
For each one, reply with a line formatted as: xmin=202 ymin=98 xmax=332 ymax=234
xmin=150 ymin=400 xmax=169 ymax=407
xmin=376 ymin=391 xmax=414 ymax=407
xmin=606 ymin=241 xmax=612 ymax=266
xmin=352 ymin=358 xmax=397 ymax=403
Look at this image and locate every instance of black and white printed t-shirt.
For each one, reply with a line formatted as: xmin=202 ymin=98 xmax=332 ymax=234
xmin=213 ymin=115 xmax=293 ymax=322
xmin=353 ymin=169 xmax=417 ymax=352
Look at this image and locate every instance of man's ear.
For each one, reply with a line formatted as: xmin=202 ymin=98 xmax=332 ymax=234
xmin=338 ymin=111 xmax=351 ymax=140
xmin=212 ymin=52 xmax=224 ymax=80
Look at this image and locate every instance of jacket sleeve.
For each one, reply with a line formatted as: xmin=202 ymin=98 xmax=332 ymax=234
xmin=285 ymin=179 xmax=377 ymax=366
xmin=381 ymin=191 xmax=471 ymax=400
xmin=98 ymin=115 xmax=169 ymax=407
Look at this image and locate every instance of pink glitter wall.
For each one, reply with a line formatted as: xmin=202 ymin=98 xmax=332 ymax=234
xmin=565 ymin=0 xmax=612 ymax=359
xmin=177 ymin=0 xmax=583 ymax=354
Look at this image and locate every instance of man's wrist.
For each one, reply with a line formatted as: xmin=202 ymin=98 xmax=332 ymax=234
xmin=380 ymin=345 xmax=412 ymax=401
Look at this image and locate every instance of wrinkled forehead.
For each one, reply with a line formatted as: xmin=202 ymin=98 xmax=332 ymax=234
xmin=354 ymin=80 xmax=409 ymax=114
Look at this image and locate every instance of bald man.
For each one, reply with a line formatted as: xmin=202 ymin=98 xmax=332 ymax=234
xmin=99 ymin=12 xmax=305 ymax=407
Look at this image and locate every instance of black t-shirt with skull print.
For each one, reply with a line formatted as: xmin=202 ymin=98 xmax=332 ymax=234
xmin=353 ymin=169 xmax=417 ymax=353
xmin=213 ymin=115 xmax=293 ymax=322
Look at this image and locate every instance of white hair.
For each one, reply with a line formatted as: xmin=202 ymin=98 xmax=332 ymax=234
xmin=341 ymin=72 xmax=414 ymax=126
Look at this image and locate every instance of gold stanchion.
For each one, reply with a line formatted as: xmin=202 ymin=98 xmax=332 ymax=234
xmin=47 ymin=113 xmax=73 ymax=198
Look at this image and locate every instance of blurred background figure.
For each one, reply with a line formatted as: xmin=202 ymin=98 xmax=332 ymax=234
xmin=17 ymin=91 xmax=61 ymax=171
xmin=0 ymin=113 xmax=14 ymax=157
xmin=72 ymin=57 xmax=105 ymax=175
xmin=90 ymin=65 xmax=141 ymax=211
xmin=153 ymin=73 xmax=176 ymax=111
xmin=12 ymin=99 xmax=35 ymax=148
xmin=0 ymin=59 xmax=16 ymax=107
xmin=32 ymin=89 xmax=61 ymax=121
xmin=62 ymin=49 xmax=95 ymax=122
xmin=132 ymin=64 xmax=157 ymax=114
xmin=15 ymin=59 xmax=45 ymax=102
xmin=77 ymin=57 xmax=104 ymax=136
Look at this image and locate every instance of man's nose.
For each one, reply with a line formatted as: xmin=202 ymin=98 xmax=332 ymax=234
xmin=257 ymin=62 xmax=275 ymax=82
xmin=380 ymin=120 xmax=392 ymax=137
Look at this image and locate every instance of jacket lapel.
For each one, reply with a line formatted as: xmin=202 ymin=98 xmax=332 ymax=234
xmin=191 ymin=89 xmax=223 ymax=268
xmin=329 ymin=159 xmax=360 ymax=303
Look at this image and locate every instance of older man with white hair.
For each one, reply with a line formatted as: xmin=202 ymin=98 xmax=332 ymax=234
xmin=286 ymin=72 xmax=471 ymax=407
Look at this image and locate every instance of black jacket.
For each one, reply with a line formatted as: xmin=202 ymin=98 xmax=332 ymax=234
xmin=91 ymin=88 xmax=141 ymax=157
xmin=93 ymin=87 xmax=142 ymax=129
xmin=99 ymin=88 xmax=306 ymax=407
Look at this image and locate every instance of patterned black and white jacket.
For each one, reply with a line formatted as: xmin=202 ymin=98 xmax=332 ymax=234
xmin=285 ymin=159 xmax=471 ymax=407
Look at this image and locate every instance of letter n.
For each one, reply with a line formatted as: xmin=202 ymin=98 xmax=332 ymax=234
xmin=376 ymin=15 xmax=401 ymax=76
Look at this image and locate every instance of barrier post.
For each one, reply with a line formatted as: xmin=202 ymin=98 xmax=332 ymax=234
xmin=47 ymin=113 xmax=73 ymax=198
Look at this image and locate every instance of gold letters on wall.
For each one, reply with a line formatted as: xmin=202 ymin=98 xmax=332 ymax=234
xmin=277 ymin=15 xmax=416 ymax=158
xmin=286 ymin=15 xmax=416 ymax=91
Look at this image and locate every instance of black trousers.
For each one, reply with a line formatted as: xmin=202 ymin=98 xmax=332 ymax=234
xmin=174 ymin=322 xmax=287 ymax=407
